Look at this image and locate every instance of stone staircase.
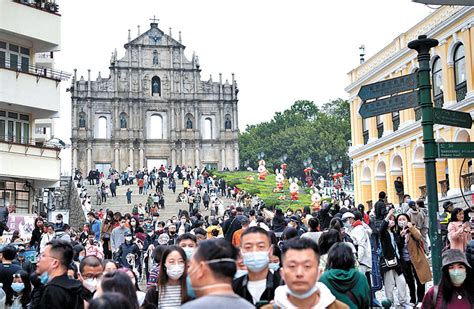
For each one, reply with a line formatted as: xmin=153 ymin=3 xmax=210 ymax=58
xmin=83 ymin=179 xmax=229 ymax=220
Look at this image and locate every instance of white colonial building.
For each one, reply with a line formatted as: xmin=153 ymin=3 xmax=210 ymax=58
xmin=70 ymin=19 xmax=240 ymax=174
xmin=0 ymin=0 xmax=68 ymax=212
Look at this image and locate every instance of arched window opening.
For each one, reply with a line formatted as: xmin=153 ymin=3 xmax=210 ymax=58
xmin=150 ymin=114 xmax=163 ymax=139
xmin=152 ymin=76 xmax=161 ymax=96
xmin=224 ymin=114 xmax=232 ymax=130
xmin=454 ymin=44 xmax=467 ymax=102
xmin=78 ymin=112 xmax=86 ymax=128
xmin=204 ymin=118 xmax=212 ymax=139
xmin=97 ymin=116 xmax=107 ymax=139
xmin=119 ymin=112 xmax=128 ymax=129
xmin=431 ymin=57 xmax=444 ymax=107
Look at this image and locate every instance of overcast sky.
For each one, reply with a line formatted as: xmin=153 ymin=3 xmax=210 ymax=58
xmin=53 ymin=0 xmax=434 ymax=173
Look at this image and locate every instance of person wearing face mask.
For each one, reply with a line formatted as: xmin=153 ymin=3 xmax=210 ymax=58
xmin=421 ymin=249 xmax=474 ymax=308
xmin=85 ymin=232 xmax=104 ymax=260
xmin=10 ymin=270 xmax=31 ymax=309
xmin=0 ymin=245 xmax=22 ymax=307
xmin=270 ymin=238 xmax=348 ymax=309
xmin=341 ymin=212 xmax=372 ymax=275
xmin=79 ymin=256 xmax=104 ymax=302
xmin=143 ymin=246 xmax=189 ymax=308
xmin=178 ymin=233 xmax=198 ymax=260
xmin=167 ymin=224 xmax=179 ymax=245
xmin=394 ymin=213 xmax=431 ymax=306
xmin=100 ymin=211 xmax=115 ymax=259
xmin=39 ymin=224 xmax=55 ymax=253
xmin=233 ymin=226 xmax=281 ymax=307
xmin=379 ymin=208 xmax=410 ymax=308
xmin=116 ymin=231 xmax=140 ymax=269
xmin=182 ymin=239 xmax=254 ymax=309
xmin=36 ymin=240 xmax=84 ymax=309
xmin=110 ymin=218 xmax=130 ymax=256
xmin=87 ymin=212 xmax=101 ymax=241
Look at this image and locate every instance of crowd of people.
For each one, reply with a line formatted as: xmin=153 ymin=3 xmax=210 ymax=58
xmin=1 ymin=166 xmax=474 ymax=308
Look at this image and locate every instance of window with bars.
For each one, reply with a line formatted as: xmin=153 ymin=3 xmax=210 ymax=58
xmin=0 ymin=180 xmax=30 ymax=210
xmin=454 ymin=44 xmax=467 ymax=102
xmin=432 ymin=57 xmax=444 ymax=108
xmin=0 ymin=110 xmax=30 ymax=143
xmin=0 ymin=40 xmax=30 ymax=72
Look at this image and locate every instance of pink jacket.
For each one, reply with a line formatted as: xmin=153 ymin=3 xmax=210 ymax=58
xmin=85 ymin=243 xmax=104 ymax=260
xmin=448 ymin=221 xmax=471 ymax=251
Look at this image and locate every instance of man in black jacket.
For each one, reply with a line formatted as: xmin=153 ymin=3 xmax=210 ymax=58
xmin=233 ymin=226 xmax=281 ymax=307
xmin=0 ymin=204 xmax=15 ymax=236
xmin=36 ymin=240 xmax=84 ymax=309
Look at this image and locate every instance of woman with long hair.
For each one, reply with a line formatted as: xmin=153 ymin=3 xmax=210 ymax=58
xmin=395 ymin=213 xmax=432 ymax=306
xmin=448 ymin=208 xmax=471 ymax=252
xmin=421 ymin=249 xmax=474 ymax=308
xmin=29 ymin=217 xmax=44 ymax=251
xmin=11 ymin=270 xmax=31 ymax=309
xmin=144 ymin=245 xmax=189 ymax=307
xmin=101 ymin=210 xmax=115 ymax=259
xmin=96 ymin=270 xmax=139 ymax=309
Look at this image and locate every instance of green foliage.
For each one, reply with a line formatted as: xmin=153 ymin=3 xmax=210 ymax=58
xmin=214 ymin=171 xmax=312 ymax=211
xmin=239 ymin=99 xmax=351 ymax=178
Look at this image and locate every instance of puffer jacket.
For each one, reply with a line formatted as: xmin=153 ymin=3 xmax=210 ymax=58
xmin=348 ymin=221 xmax=372 ymax=270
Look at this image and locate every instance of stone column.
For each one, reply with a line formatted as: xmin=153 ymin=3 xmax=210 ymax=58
xmin=87 ymin=144 xmax=92 ymax=172
xmin=195 ymin=147 xmax=200 ymax=167
xmin=139 ymin=147 xmax=144 ymax=170
xmin=171 ymin=148 xmax=177 ymax=167
xmin=221 ymin=147 xmax=226 ymax=170
xmin=181 ymin=141 xmax=186 ymax=166
xmin=114 ymin=143 xmax=120 ymax=171
xmin=234 ymin=143 xmax=239 ymax=170
xmin=72 ymin=145 xmax=78 ymax=171
xmin=129 ymin=144 xmax=134 ymax=171
xmin=180 ymin=102 xmax=185 ymax=130
xmin=233 ymin=102 xmax=239 ymax=131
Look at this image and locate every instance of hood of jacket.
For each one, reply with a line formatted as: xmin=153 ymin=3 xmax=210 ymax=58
xmin=48 ymin=274 xmax=83 ymax=293
xmin=320 ymin=268 xmax=358 ymax=293
xmin=273 ymin=282 xmax=335 ymax=309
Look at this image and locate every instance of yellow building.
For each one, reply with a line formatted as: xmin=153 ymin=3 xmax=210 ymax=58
xmin=346 ymin=6 xmax=474 ymax=208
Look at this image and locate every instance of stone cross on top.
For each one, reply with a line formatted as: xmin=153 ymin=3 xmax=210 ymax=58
xmin=150 ymin=15 xmax=159 ymax=24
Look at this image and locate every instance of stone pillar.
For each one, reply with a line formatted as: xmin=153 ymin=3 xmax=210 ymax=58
xmin=87 ymin=69 xmax=91 ymax=97
xmin=195 ymin=147 xmax=200 ymax=167
xmin=180 ymin=102 xmax=185 ymax=130
xmin=114 ymin=143 xmax=120 ymax=171
xmin=139 ymin=147 xmax=144 ymax=170
xmin=129 ymin=144 xmax=134 ymax=171
xmin=233 ymin=102 xmax=238 ymax=131
xmin=221 ymin=147 xmax=226 ymax=170
xmin=171 ymin=148 xmax=177 ymax=167
xmin=181 ymin=141 xmax=186 ymax=166
xmin=234 ymin=143 xmax=239 ymax=170
xmin=72 ymin=145 xmax=78 ymax=171
xmin=87 ymin=144 xmax=92 ymax=172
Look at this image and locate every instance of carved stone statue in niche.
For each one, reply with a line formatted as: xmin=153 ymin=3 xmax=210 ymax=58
xmin=79 ymin=114 xmax=86 ymax=128
xmin=225 ymin=116 xmax=232 ymax=130
xmin=186 ymin=117 xmax=193 ymax=129
xmin=153 ymin=50 xmax=159 ymax=65
xmin=120 ymin=114 xmax=127 ymax=129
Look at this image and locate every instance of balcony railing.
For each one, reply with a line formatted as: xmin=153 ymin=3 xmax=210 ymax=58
xmin=377 ymin=123 xmax=383 ymax=139
xmin=0 ymin=56 xmax=70 ymax=81
xmin=363 ymin=130 xmax=369 ymax=145
xmin=13 ymin=0 xmax=60 ymax=15
xmin=461 ymin=172 xmax=473 ymax=192
xmin=433 ymin=93 xmax=444 ymax=108
xmin=439 ymin=179 xmax=449 ymax=198
xmin=455 ymin=81 xmax=467 ymax=103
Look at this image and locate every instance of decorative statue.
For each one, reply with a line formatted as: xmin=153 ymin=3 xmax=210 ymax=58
xmin=186 ymin=117 xmax=193 ymax=129
xmin=153 ymin=50 xmax=159 ymax=65
xmin=257 ymin=160 xmax=267 ymax=181
xmin=120 ymin=115 xmax=127 ymax=129
xmin=274 ymin=169 xmax=284 ymax=192
xmin=225 ymin=116 xmax=232 ymax=130
xmin=79 ymin=114 xmax=86 ymax=128
xmin=289 ymin=177 xmax=299 ymax=200
xmin=152 ymin=79 xmax=160 ymax=94
xmin=310 ymin=189 xmax=322 ymax=211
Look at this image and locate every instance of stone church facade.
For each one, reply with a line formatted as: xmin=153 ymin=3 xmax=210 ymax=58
xmin=70 ymin=20 xmax=239 ymax=174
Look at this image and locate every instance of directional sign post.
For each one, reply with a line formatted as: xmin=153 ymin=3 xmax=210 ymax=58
xmin=438 ymin=142 xmax=474 ymax=158
xmin=359 ymin=91 xmax=418 ymax=119
xmin=433 ymin=108 xmax=473 ymax=129
xmin=358 ymin=73 xmax=418 ymax=101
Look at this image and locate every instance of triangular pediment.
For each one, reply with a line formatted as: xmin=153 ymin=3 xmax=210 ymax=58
xmin=125 ymin=23 xmax=184 ymax=48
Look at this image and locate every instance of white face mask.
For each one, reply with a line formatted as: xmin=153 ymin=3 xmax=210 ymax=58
xmin=166 ymin=264 xmax=185 ymax=280
xmin=125 ymin=236 xmax=132 ymax=242
xmin=83 ymin=278 xmax=98 ymax=293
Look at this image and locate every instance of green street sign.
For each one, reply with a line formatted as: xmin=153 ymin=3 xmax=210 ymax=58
xmin=433 ymin=108 xmax=472 ymax=129
xmin=357 ymin=73 xmax=418 ymax=101
xmin=438 ymin=142 xmax=474 ymax=158
xmin=359 ymin=91 xmax=418 ymax=119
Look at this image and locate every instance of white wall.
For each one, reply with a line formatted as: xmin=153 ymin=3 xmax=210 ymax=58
xmin=0 ymin=69 xmax=60 ymax=115
xmin=0 ymin=0 xmax=60 ymax=52
xmin=0 ymin=143 xmax=60 ymax=181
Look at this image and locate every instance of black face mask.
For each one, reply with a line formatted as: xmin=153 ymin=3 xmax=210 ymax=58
xmin=169 ymin=231 xmax=176 ymax=235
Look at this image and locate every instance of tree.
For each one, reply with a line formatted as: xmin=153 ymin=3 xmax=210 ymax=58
xmin=239 ymin=99 xmax=351 ymax=179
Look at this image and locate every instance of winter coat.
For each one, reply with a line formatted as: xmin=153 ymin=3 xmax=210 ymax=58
xmin=319 ymin=268 xmax=370 ymax=309
xmin=466 ymin=240 xmax=474 ymax=268
xmin=116 ymin=241 xmax=140 ymax=268
xmin=348 ymin=221 xmax=372 ymax=270
xmin=395 ymin=225 xmax=432 ymax=284
xmin=448 ymin=221 xmax=471 ymax=251
xmin=379 ymin=219 xmax=403 ymax=275
xmin=37 ymin=274 xmax=84 ymax=309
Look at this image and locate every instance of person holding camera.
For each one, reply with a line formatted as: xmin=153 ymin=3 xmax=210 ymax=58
xmin=448 ymin=208 xmax=472 ymax=252
xmin=85 ymin=231 xmax=104 ymax=260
